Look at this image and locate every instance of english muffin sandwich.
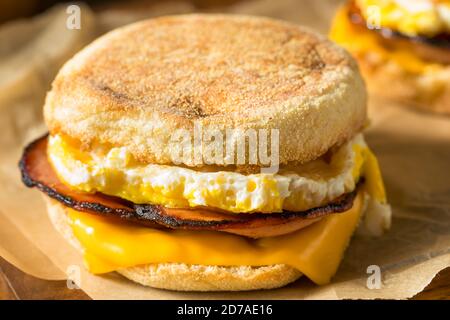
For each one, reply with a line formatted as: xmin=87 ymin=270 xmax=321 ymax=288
xmin=330 ymin=0 xmax=450 ymax=115
xmin=20 ymin=14 xmax=391 ymax=291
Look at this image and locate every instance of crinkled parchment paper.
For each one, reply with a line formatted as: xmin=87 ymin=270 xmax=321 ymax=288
xmin=0 ymin=0 xmax=448 ymax=299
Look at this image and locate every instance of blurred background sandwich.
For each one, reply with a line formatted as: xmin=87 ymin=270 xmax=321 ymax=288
xmin=330 ymin=0 xmax=450 ymax=115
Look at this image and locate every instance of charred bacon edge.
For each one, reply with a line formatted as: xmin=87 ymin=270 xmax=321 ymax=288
xmin=19 ymin=134 xmax=359 ymax=230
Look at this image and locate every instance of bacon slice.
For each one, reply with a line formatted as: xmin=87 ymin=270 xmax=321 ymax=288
xmin=19 ymin=135 xmax=357 ymax=238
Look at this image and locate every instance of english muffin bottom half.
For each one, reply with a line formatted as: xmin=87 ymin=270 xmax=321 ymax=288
xmin=20 ymin=14 xmax=391 ymax=291
xmin=330 ymin=0 xmax=450 ymax=115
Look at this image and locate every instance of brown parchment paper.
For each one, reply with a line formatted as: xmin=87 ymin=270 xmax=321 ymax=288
xmin=0 ymin=0 xmax=449 ymax=299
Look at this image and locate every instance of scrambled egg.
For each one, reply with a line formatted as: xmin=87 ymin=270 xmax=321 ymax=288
xmin=47 ymin=134 xmax=386 ymax=214
xmin=356 ymin=0 xmax=450 ymax=37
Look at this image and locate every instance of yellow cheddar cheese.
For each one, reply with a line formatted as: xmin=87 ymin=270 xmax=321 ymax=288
xmin=68 ymin=191 xmax=364 ymax=285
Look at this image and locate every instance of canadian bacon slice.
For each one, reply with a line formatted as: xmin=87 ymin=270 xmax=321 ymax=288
xmin=19 ymin=135 xmax=358 ymax=238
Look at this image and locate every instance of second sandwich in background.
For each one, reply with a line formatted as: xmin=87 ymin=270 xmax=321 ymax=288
xmin=330 ymin=0 xmax=450 ymax=115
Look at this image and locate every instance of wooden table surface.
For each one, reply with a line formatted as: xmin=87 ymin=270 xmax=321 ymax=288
xmin=0 ymin=257 xmax=448 ymax=300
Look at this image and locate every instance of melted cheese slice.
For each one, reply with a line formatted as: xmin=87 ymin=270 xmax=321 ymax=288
xmin=68 ymin=191 xmax=364 ymax=285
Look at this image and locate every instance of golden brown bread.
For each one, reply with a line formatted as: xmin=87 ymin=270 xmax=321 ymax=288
xmin=45 ymin=196 xmax=302 ymax=291
xmin=44 ymin=14 xmax=367 ymax=166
